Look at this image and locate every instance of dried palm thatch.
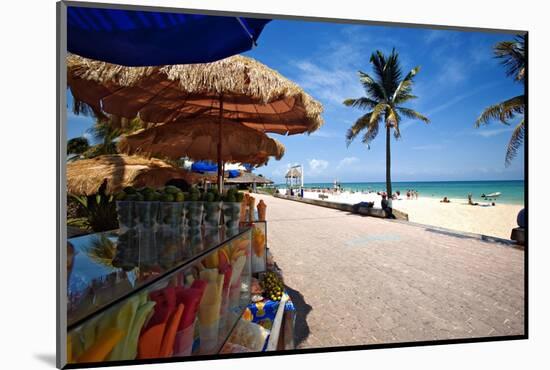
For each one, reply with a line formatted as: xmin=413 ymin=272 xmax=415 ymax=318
xmin=67 ymin=54 xmax=324 ymax=135
xmin=67 ymin=154 xmax=209 ymax=195
xmin=285 ymin=167 xmax=302 ymax=178
xmin=118 ymin=118 xmax=285 ymax=165
xmin=225 ymin=172 xmax=274 ymax=185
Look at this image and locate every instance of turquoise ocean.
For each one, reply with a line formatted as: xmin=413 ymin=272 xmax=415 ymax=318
xmin=277 ymin=180 xmax=525 ymax=205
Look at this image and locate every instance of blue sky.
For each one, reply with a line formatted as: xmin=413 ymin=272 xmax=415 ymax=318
xmin=67 ymin=18 xmax=525 ymax=184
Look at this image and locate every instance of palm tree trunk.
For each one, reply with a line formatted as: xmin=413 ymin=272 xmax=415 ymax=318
xmin=385 ymin=124 xmax=392 ymax=196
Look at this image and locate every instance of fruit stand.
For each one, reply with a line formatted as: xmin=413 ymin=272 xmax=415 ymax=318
xmin=66 ymin=186 xmax=295 ymax=364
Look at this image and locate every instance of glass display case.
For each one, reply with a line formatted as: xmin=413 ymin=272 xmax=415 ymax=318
xmin=66 ymin=226 xmax=252 ymax=366
xmin=247 ymin=221 xmax=267 ymax=274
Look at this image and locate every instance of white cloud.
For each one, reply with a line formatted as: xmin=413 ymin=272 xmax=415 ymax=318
xmin=293 ymin=60 xmax=363 ymax=106
xmin=438 ymin=60 xmax=466 ymax=85
xmin=474 ymin=126 xmax=514 ymax=138
xmin=82 ymin=132 xmax=92 ymax=141
xmin=337 ymin=156 xmax=359 ymax=168
xmin=310 ymin=130 xmax=338 ymax=138
xmin=423 ymin=30 xmax=454 ymax=45
xmin=308 ymin=159 xmax=329 ymax=175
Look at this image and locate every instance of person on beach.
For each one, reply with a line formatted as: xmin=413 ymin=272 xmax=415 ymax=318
xmin=381 ymin=194 xmax=396 ymax=219
xmin=440 ymin=196 xmax=450 ymax=203
xmin=468 ymin=194 xmax=479 ymax=206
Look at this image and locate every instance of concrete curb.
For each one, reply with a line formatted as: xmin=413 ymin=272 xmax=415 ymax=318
xmin=272 ymin=194 xmax=523 ymax=249
xmin=273 ymin=193 xmax=409 ymax=220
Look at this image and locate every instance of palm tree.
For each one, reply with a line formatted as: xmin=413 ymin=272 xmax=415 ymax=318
xmin=343 ymin=49 xmax=429 ymax=196
xmin=476 ymin=34 xmax=525 ymax=166
xmin=67 ymin=136 xmax=90 ymax=156
xmin=84 ymin=116 xmax=143 ymax=158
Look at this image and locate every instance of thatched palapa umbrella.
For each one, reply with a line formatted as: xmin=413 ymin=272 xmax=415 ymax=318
xmin=66 ymin=154 xmax=213 ymax=196
xmin=225 ymin=172 xmax=274 ymax=185
xmin=118 ymin=118 xmax=285 ymax=166
xmin=67 ymin=54 xmax=324 ymax=189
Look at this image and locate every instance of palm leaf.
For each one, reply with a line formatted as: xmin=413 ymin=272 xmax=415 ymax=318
xmin=358 ymin=71 xmax=387 ymax=101
xmin=342 ymin=97 xmax=378 ymax=109
xmin=371 ymin=103 xmax=388 ymax=124
xmin=361 ymin=121 xmax=380 ymax=148
xmin=346 ymin=112 xmax=378 ymax=146
xmin=505 ymin=119 xmax=525 ymax=166
xmin=370 ymin=49 xmax=402 ymax=101
xmin=394 ymin=93 xmax=418 ymax=104
xmin=494 ymin=34 xmax=525 ymax=81
xmin=85 ymin=235 xmax=116 ymax=269
xmin=392 ymin=66 xmax=420 ymax=102
xmin=397 ymin=107 xmax=430 ymax=123
xmin=475 ymin=95 xmax=524 ymax=126
xmin=389 ymin=108 xmax=402 ymax=139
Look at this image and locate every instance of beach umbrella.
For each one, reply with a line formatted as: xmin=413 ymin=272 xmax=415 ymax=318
xmin=68 ymin=54 xmax=323 ymax=189
xmin=66 ymin=154 xmax=213 ymax=196
xmin=67 ymin=54 xmax=323 ymax=134
xmin=191 ymin=161 xmax=219 ymax=173
xmin=67 ymin=6 xmax=271 ymax=66
xmin=118 ymin=118 xmax=285 ymax=167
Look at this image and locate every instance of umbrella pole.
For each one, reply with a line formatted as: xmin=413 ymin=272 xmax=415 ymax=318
xmin=218 ymin=95 xmax=224 ymax=193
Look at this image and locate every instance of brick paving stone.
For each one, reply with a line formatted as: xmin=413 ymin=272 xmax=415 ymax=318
xmin=256 ymin=194 xmax=525 ymax=348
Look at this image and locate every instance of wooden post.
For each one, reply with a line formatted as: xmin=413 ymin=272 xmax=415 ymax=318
xmin=218 ymin=95 xmax=224 ymax=193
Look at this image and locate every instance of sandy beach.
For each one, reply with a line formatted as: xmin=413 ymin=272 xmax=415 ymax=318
xmin=281 ymin=190 xmax=522 ymax=239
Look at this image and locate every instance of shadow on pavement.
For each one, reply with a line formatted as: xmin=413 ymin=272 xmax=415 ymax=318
xmin=284 ymin=285 xmax=312 ymax=347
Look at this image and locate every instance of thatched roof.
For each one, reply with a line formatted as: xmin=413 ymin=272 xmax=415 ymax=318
xmin=225 ymin=172 xmax=274 ymax=185
xmin=117 ymin=118 xmax=285 ymax=165
xmin=67 ymin=54 xmax=324 ymax=135
xmin=66 ymin=154 xmax=206 ymax=195
xmin=285 ymin=167 xmax=302 ymax=178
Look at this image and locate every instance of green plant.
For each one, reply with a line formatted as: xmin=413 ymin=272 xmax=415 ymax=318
xmin=343 ymin=49 xmax=429 ymax=196
xmin=82 ymin=116 xmax=144 ymax=159
xmin=476 ymin=34 xmax=525 ymax=166
xmin=70 ymin=183 xmax=118 ymax=232
xmin=222 ymin=188 xmax=244 ymax=202
xmin=67 ymin=137 xmax=90 ymax=156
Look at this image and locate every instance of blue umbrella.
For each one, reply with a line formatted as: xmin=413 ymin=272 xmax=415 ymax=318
xmin=67 ymin=6 xmax=271 ymax=66
xmin=191 ymin=161 xmax=218 ymax=173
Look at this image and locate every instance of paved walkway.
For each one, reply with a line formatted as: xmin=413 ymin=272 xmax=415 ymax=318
xmin=255 ymin=194 xmax=525 ymax=348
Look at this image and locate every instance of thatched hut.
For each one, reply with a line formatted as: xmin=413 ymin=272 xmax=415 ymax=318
xmin=66 ymin=154 xmax=210 ymax=196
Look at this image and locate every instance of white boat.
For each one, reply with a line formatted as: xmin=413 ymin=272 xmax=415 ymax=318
xmin=481 ymin=192 xmax=501 ymax=198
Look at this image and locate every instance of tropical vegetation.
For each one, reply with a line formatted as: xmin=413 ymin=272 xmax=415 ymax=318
xmin=67 ymin=136 xmax=90 ymax=157
xmin=343 ymin=49 xmax=430 ymax=196
xmin=476 ymin=34 xmax=525 ymax=166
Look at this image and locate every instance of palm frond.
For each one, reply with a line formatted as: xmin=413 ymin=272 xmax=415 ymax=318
xmin=394 ymin=94 xmax=418 ymax=104
xmin=392 ymin=66 xmax=420 ymax=103
xmin=505 ymin=119 xmax=525 ymax=167
xmin=371 ymin=103 xmax=388 ymax=124
xmin=371 ymin=49 xmax=402 ymax=100
xmin=343 ymin=97 xmax=378 ymax=109
xmin=358 ymin=71 xmax=387 ymax=101
xmin=72 ymin=99 xmax=108 ymax=122
xmin=475 ymin=95 xmax=524 ymax=126
xmin=494 ymin=34 xmax=525 ymax=81
xmin=389 ymin=109 xmax=402 ymax=139
xmin=346 ymin=112 xmax=379 ymax=146
xmin=361 ymin=120 xmax=380 ymax=148
xmin=397 ymin=107 xmax=430 ymax=123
